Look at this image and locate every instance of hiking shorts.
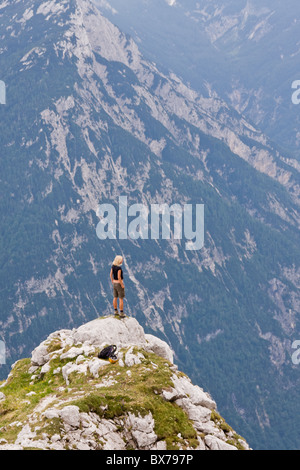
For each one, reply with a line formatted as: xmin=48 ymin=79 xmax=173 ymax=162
xmin=113 ymin=283 xmax=125 ymax=299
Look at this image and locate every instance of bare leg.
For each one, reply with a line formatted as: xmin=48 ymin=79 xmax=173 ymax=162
xmin=119 ymin=298 xmax=124 ymax=312
xmin=113 ymin=297 xmax=118 ymax=310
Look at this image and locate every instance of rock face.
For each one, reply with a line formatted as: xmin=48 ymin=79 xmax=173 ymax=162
xmin=0 ymin=316 xmax=250 ymax=450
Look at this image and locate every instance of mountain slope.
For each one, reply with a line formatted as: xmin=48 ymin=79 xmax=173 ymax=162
xmin=95 ymin=0 xmax=300 ymax=155
xmin=0 ymin=316 xmax=250 ymax=451
xmin=0 ymin=0 xmax=299 ymax=450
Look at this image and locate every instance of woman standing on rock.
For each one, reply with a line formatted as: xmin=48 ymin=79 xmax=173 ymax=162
xmin=110 ymin=255 xmax=126 ymax=318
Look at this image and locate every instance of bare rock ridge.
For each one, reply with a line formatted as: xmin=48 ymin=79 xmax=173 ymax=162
xmin=0 ymin=316 xmax=250 ymax=450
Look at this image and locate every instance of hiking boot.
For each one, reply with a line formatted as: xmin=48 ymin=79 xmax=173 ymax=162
xmin=119 ymin=312 xmax=126 ymax=318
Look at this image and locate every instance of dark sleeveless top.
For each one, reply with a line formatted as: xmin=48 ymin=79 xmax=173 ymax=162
xmin=112 ymin=265 xmax=123 ymax=281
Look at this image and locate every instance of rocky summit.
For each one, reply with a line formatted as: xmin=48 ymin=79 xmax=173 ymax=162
xmin=0 ymin=316 xmax=249 ymax=451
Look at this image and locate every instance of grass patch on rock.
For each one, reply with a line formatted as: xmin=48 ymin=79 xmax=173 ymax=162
xmin=72 ymin=350 xmax=197 ymax=449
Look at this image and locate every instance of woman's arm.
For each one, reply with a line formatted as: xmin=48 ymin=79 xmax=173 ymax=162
xmin=110 ymin=268 xmax=114 ymax=284
xmin=118 ymin=269 xmax=124 ymax=288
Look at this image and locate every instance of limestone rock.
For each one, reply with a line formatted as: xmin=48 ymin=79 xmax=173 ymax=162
xmin=73 ymin=317 xmax=146 ymax=349
xmin=125 ymin=412 xmax=158 ymax=449
xmin=145 ymin=334 xmax=174 ymax=363
xmin=0 ymin=444 xmax=24 ymax=450
xmin=172 ymin=374 xmax=217 ymax=410
xmin=60 ymin=406 xmax=81 ymax=428
xmin=205 ymin=435 xmax=238 ymax=451
xmin=31 ymin=343 xmax=51 ymax=367
xmin=0 ymin=315 xmax=250 ymax=451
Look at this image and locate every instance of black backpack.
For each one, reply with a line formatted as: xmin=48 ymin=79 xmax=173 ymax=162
xmin=98 ymin=345 xmax=117 ymax=360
